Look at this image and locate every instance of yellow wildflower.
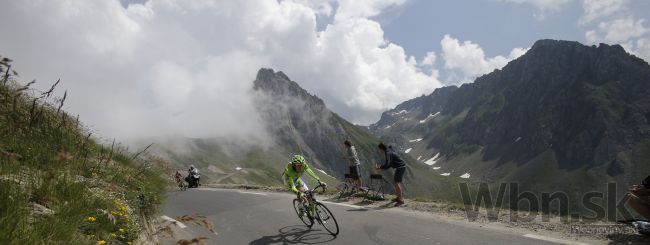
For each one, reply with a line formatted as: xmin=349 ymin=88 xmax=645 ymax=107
xmin=97 ymin=240 xmax=106 ymax=245
xmin=86 ymin=216 xmax=96 ymax=222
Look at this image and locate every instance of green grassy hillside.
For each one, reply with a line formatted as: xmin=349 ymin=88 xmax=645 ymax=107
xmin=0 ymin=57 xmax=167 ymax=244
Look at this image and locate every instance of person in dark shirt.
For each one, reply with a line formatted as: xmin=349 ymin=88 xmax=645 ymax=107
xmin=375 ymin=142 xmax=406 ymax=205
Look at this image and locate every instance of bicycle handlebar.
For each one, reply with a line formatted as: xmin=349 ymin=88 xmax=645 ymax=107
xmin=312 ymin=182 xmax=327 ymax=194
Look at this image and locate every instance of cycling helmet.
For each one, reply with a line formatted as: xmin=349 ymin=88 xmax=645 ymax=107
xmin=292 ymin=155 xmax=306 ymax=165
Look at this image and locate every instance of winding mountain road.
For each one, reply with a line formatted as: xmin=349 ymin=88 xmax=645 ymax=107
xmin=160 ymin=188 xmax=595 ymax=245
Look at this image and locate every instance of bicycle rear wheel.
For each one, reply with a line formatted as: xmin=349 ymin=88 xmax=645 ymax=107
xmin=315 ymin=202 xmax=339 ymax=236
xmin=293 ymin=199 xmax=313 ymax=227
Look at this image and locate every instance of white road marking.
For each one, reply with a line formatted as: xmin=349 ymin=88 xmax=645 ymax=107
xmin=523 ymin=234 xmax=589 ymax=245
xmin=239 ymin=191 xmax=268 ymax=196
xmin=161 ymin=215 xmax=187 ymax=228
xmin=321 ymin=201 xmax=366 ymax=209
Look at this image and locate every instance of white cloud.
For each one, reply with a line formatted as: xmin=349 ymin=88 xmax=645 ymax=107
xmin=578 ymin=0 xmax=650 ymax=62
xmin=420 ymin=51 xmax=436 ymax=66
xmin=632 ymin=38 xmax=650 ymax=62
xmin=579 ymin=0 xmax=627 ymax=25
xmin=0 ymin=0 xmax=441 ymax=140
xmin=334 ymin=0 xmax=406 ymax=20
xmin=440 ymin=35 xmax=528 ymax=81
xmin=585 ymin=18 xmax=649 ymax=43
xmin=500 ymin=0 xmax=575 ymax=11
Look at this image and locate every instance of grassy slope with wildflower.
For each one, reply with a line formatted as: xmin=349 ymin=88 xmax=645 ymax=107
xmin=0 ymin=56 xmax=167 ymax=244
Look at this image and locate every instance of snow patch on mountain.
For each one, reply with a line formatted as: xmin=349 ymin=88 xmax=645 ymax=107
xmin=419 ymin=112 xmax=440 ymax=123
xmin=424 ymin=153 xmax=441 ymax=165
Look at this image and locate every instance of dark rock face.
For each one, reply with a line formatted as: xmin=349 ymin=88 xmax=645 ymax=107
xmin=373 ymin=39 xmax=650 ymax=172
xmin=253 ymin=68 xmax=376 ymax=175
xmin=252 ymin=69 xmax=456 ymax=198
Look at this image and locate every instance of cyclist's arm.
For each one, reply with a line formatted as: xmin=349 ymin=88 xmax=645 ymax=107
xmin=285 ymin=174 xmax=300 ymax=194
xmin=304 ymin=164 xmax=321 ymax=182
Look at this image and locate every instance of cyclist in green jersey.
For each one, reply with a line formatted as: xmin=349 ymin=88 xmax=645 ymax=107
xmin=283 ymin=155 xmax=325 ymax=204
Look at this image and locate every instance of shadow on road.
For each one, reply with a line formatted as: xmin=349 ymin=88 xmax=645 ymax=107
xmin=346 ymin=208 xmax=369 ymax=212
xmin=325 ymin=197 xmax=397 ymax=211
xmin=606 ymin=233 xmax=650 ymax=244
xmin=249 ymin=225 xmax=336 ymax=244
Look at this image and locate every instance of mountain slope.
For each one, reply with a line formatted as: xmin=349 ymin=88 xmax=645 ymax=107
xmin=371 ymin=40 xmax=650 ymax=211
xmin=253 ymin=68 xmax=461 ymax=198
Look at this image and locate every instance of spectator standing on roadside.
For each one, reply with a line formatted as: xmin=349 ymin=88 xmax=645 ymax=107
xmin=375 ymin=142 xmax=406 ymax=206
xmin=343 ymin=140 xmax=363 ymax=189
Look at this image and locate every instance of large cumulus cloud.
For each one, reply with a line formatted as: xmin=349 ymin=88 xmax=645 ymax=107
xmin=0 ymin=0 xmax=442 ymax=141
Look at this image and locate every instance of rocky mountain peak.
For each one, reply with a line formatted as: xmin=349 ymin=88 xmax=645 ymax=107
xmin=253 ymin=68 xmax=325 ymax=107
xmin=372 ymin=39 xmax=650 ymax=194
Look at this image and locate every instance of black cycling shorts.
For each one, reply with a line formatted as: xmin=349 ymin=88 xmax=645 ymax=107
xmin=394 ymin=167 xmax=405 ymax=183
xmin=348 ymin=165 xmax=360 ymax=179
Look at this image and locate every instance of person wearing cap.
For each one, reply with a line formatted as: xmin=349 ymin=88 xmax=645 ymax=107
xmin=283 ymin=155 xmax=323 ymax=201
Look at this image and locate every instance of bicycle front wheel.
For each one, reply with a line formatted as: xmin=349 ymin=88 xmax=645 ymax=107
xmin=315 ymin=202 xmax=339 ymax=236
xmin=293 ymin=199 xmax=313 ymax=227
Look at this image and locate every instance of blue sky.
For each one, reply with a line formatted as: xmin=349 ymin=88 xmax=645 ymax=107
xmin=1 ymin=0 xmax=649 ymax=140
xmin=377 ymin=0 xmax=585 ymax=57
xmin=374 ymin=0 xmax=650 ymax=84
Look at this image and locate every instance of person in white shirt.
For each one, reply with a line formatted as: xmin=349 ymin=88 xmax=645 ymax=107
xmin=343 ymin=140 xmax=362 ymax=189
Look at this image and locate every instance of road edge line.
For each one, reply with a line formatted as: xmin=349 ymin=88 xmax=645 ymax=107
xmin=161 ymin=215 xmax=187 ymax=229
xmin=321 ymin=201 xmax=366 ymax=209
xmin=239 ymin=191 xmax=268 ymax=196
xmin=523 ymin=233 xmax=590 ymax=245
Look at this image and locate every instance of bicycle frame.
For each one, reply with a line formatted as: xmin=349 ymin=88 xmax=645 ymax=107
xmin=293 ymin=182 xmax=339 ymax=235
xmin=302 ymin=183 xmax=326 ymax=216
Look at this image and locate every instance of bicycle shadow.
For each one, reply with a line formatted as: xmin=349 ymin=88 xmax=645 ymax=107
xmin=249 ymin=225 xmax=336 ymax=244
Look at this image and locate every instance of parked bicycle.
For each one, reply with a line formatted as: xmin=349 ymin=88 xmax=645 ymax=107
xmin=292 ymin=182 xmax=340 ymax=236
xmin=337 ymin=173 xmax=362 ymax=199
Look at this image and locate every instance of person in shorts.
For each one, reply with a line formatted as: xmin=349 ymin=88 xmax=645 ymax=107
xmin=375 ymin=142 xmax=406 ymax=205
xmin=343 ymin=140 xmax=362 ymax=189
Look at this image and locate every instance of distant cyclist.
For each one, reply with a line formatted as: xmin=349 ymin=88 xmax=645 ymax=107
xmin=283 ymin=155 xmax=324 ymax=208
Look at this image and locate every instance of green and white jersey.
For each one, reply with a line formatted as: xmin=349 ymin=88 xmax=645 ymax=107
xmin=282 ymin=162 xmax=320 ymax=194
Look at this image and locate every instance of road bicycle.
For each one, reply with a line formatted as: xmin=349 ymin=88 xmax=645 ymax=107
xmin=337 ymin=173 xmax=361 ymax=199
xmin=292 ymin=182 xmax=340 ymax=236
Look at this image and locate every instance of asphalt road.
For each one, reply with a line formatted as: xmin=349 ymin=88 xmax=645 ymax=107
xmin=161 ymin=188 xmax=581 ymax=245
